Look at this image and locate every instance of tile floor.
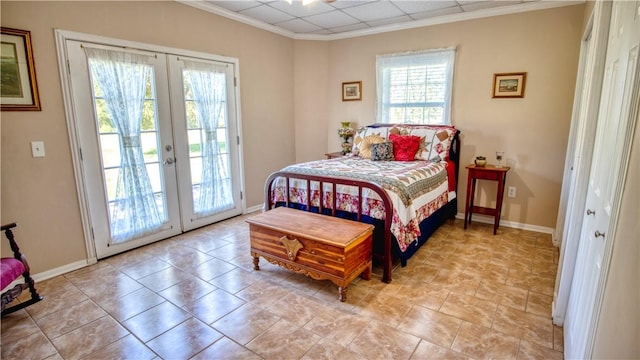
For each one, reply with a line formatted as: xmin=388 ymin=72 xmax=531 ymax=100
xmin=1 ymin=214 xmax=564 ymax=359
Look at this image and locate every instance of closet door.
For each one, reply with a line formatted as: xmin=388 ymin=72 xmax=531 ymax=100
xmin=168 ymin=55 xmax=242 ymax=231
xmin=66 ymin=41 xmax=181 ymax=258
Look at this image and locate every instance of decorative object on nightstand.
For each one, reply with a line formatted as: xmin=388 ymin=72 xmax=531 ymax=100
xmin=474 ymin=156 xmax=487 ymax=167
xmin=338 ymin=121 xmax=355 ymax=155
xmin=464 ymin=164 xmax=510 ymax=235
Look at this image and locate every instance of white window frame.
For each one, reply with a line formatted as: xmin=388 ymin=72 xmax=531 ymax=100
xmin=376 ymin=48 xmax=456 ymax=125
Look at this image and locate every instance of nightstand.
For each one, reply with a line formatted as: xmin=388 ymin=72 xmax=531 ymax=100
xmin=325 ymin=152 xmax=345 ymax=159
xmin=464 ymin=164 xmax=510 ymax=235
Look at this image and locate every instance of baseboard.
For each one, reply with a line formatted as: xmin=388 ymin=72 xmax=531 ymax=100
xmin=245 ymin=204 xmax=263 ymax=214
xmin=455 ymin=212 xmax=554 ymax=234
xmin=4 ymin=258 xmax=96 ymax=290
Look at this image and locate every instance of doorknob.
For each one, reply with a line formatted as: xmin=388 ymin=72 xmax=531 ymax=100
xmin=586 ymin=209 xmax=595 ymax=216
xmin=594 ymin=230 xmax=605 ymax=239
xmin=163 ymin=157 xmax=175 ymax=165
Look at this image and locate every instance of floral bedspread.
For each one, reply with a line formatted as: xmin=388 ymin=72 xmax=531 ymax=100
xmin=269 ymin=157 xmax=453 ymax=252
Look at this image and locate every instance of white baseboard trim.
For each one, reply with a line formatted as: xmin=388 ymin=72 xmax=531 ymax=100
xmin=4 ymin=258 xmax=96 ymax=290
xmin=455 ymin=212 xmax=554 ymax=234
xmin=245 ymin=204 xmax=263 ymax=214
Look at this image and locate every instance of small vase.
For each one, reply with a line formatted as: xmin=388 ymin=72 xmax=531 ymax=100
xmin=475 ymin=156 xmax=487 ymax=167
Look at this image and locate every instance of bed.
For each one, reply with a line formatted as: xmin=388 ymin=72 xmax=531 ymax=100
xmin=264 ymin=124 xmax=460 ymax=283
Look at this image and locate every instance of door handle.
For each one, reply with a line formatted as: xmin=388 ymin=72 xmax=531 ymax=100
xmin=594 ymin=230 xmax=605 ymax=239
xmin=163 ymin=157 xmax=175 ymax=165
xmin=586 ymin=209 xmax=595 ymax=216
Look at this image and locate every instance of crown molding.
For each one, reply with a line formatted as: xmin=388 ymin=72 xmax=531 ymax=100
xmin=177 ymin=0 xmax=585 ymax=41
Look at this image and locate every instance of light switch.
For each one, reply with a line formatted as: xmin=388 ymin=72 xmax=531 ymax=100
xmin=31 ymin=141 xmax=45 ymax=158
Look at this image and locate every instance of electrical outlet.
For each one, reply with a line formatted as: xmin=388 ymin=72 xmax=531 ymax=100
xmin=31 ymin=141 xmax=45 ymax=158
xmin=508 ymin=186 xmax=516 ymax=198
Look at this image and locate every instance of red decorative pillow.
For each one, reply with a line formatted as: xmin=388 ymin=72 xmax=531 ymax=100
xmin=389 ymin=134 xmax=421 ymax=161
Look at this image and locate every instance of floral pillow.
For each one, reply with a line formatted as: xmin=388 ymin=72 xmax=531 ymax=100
xmin=371 ymin=142 xmax=394 ymax=161
xmin=388 ymin=134 xmax=421 ymax=161
xmin=398 ymin=125 xmax=457 ymax=161
xmin=358 ymin=134 xmax=386 ymax=159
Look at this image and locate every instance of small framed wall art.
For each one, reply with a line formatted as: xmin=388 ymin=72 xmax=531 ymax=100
xmin=1 ymin=27 xmax=41 ymax=111
xmin=342 ymin=81 xmax=362 ymax=101
xmin=492 ymin=72 xmax=526 ymax=98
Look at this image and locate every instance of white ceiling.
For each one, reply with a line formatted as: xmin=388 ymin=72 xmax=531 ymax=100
xmin=179 ymin=0 xmax=583 ymax=40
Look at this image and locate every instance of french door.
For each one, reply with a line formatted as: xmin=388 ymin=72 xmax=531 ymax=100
xmin=63 ymin=38 xmax=242 ymax=259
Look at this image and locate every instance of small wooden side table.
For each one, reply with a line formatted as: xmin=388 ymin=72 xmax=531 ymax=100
xmin=325 ymin=152 xmax=344 ymax=159
xmin=464 ymin=164 xmax=510 ymax=235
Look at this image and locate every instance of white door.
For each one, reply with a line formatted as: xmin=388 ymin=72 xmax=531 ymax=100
xmin=168 ymin=55 xmax=242 ymax=231
xmin=564 ymin=1 xmax=640 ymax=358
xmin=65 ymin=39 xmax=242 ymax=259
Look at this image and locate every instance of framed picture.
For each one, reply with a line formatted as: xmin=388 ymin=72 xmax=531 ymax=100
xmin=492 ymin=72 xmax=526 ymax=98
xmin=342 ymin=81 xmax=362 ymax=101
xmin=1 ymin=27 xmax=41 ymax=111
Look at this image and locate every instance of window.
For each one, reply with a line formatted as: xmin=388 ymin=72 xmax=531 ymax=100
xmin=376 ymin=48 xmax=456 ymax=125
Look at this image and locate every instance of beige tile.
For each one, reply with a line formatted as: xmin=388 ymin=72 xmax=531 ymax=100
xmin=303 ymin=308 xmax=371 ymax=347
xmin=493 ymin=305 xmax=554 ymax=349
xmin=452 ymin=321 xmax=520 ymax=359
xmin=95 ymin=287 xmax=165 ymax=322
xmin=431 ymin=269 xmax=481 ymax=295
xmin=183 ymin=288 xmax=246 ymax=324
xmin=439 ymin=292 xmax=498 ymax=328
xmin=146 ymin=318 xmax=223 ymax=359
xmin=302 ymin=338 xmax=369 ymax=360
xmin=212 ymin=303 xmax=280 ymax=345
xmin=246 ymin=319 xmax=321 ymax=359
xmin=475 ymin=280 xmax=528 ymax=311
xmin=192 ymin=337 xmax=262 ymax=360
xmin=235 ymin=279 xmax=298 ymax=307
xmin=517 ymin=339 xmax=563 ymax=360
xmin=122 ymin=301 xmax=191 ymax=342
xmin=25 ymin=283 xmax=90 ymax=320
xmin=118 ymin=257 xmax=171 ymax=280
xmin=0 ymin=329 xmax=58 ymax=360
xmin=158 ymin=276 xmax=217 ymax=307
xmin=526 ymin=291 xmax=552 ymax=317
xmin=266 ymin=292 xmax=334 ymax=327
xmin=355 ymin=291 xmax=413 ymax=328
xmin=398 ymin=281 xmax=450 ymax=310
xmin=506 ymin=270 xmax=555 ymax=296
xmin=554 ymin=325 xmax=564 ymax=352
xmin=52 ymin=316 xmax=128 ymax=359
xmin=81 ymin=334 xmax=156 ymax=360
xmin=209 ymin=267 xmax=260 ymax=293
xmin=411 ymin=340 xmax=469 ymax=360
xmin=158 ymin=246 xmax=214 ymax=270
xmin=0 ymin=309 xmax=42 ymax=344
xmin=191 ymin=258 xmax=237 ymax=281
xmin=349 ymin=320 xmax=421 ymax=359
xmin=36 ymin=299 xmax=107 ymax=339
xmin=397 ymin=305 xmax=462 ymax=348
xmin=137 ymin=266 xmax=193 ymax=292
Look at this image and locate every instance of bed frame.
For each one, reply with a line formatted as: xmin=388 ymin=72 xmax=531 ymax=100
xmin=264 ymin=131 xmax=460 ymax=283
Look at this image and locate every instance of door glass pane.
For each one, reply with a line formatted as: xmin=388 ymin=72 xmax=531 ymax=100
xmin=181 ymin=63 xmax=234 ymax=217
xmin=86 ymin=48 xmax=168 ymax=244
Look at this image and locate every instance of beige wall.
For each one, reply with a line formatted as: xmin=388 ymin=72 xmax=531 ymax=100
xmin=1 ymin=1 xmax=584 ymax=275
xmin=1 ymin=1 xmax=295 ymax=273
xmin=293 ymin=5 xmax=585 ymax=229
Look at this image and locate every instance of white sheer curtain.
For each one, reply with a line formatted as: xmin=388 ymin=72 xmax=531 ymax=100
xmin=376 ymin=48 xmax=456 ymax=125
xmin=184 ymin=61 xmax=233 ymax=216
xmin=85 ymin=47 xmax=164 ymax=243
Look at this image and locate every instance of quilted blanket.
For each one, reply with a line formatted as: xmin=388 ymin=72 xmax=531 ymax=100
xmin=271 ymin=157 xmax=453 ymax=251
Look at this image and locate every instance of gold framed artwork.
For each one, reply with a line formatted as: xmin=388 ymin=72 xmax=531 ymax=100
xmin=492 ymin=72 xmax=526 ymax=98
xmin=342 ymin=81 xmax=362 ymax=101
xmin=1 ymin=27 xmax=41 ymax=111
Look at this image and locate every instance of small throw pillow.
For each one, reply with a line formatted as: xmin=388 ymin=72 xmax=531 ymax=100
xmin=389 ymin=134 xmax=421 ymax=161
xmin=359 ymin=134 xmax=386 ymax=159
xmin=371 ymin=142 xmax=394 ymax=161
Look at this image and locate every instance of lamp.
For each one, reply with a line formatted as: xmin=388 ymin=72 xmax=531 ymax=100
xmin=338 ymin=122 xmax=355 ymax=155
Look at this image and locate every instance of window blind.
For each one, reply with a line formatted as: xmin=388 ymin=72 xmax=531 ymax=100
xmin=376 ymin=48 xmax=456 ymax=125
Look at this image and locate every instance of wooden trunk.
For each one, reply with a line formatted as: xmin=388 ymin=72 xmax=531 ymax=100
xmin=247 ymin=207 xmax=374 ymax=302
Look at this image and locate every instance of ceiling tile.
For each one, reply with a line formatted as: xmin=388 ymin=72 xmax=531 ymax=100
xmin=275 ymin=18 xmax=323 ymax=33
xmin=268 ymin=0 xmax=334 ymax=17
xmin=410 ymin=6 xmax=463 ymax=20
xmin=208 ymin=1 xmax=262 ymax=12
xmin=328 ymin=22 xmax=371 ymax=33
xmin=303 ymin=9 xmax=361 ymax=28
xmin=239 ymin=4 xmax=294 ymax=24
xmin=341 ymin=1 xmax=405 ymax=22
xmin=461 ymin=1 xmax=518 ymax=12
xmin=366 ymin=15 xmax=413 ymax=28
xmin=392 ymin=1 xmax=459 ymax=15
xmin=328 ymin=1 xmax=377 ymax=10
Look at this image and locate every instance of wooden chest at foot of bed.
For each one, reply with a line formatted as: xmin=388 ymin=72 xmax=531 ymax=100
xmin=246 ymin=207 xmax=374 ymax=302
